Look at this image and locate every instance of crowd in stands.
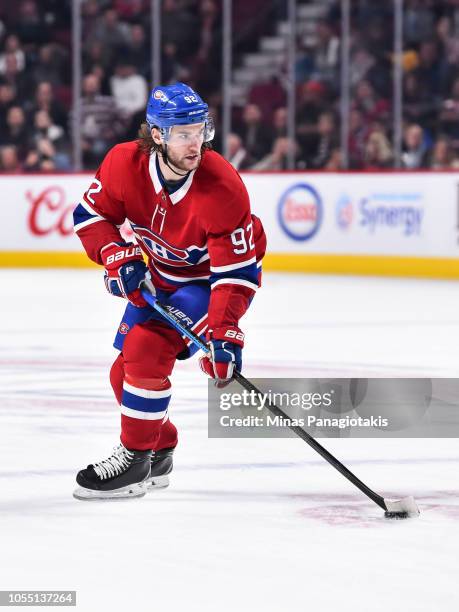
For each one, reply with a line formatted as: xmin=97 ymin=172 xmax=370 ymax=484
xmin=2 ymin=0 xmax=459 ymax=172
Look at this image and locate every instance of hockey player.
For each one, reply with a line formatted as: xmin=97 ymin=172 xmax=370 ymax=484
xmin=72 ymin=82 xmax=266 ymax=499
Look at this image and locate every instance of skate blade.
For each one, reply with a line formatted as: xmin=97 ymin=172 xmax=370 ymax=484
xmin=146 ymin=474 xmax=170 ymax=491
xmin=73 ymin=481 xmax=147 ymax=501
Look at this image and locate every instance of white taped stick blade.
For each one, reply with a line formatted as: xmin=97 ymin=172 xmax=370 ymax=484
xmin=384 ymin=496 xmax=420 ymax=519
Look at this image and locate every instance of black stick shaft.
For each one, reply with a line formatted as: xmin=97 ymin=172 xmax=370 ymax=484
xmin=141 ymin=285 xmax=387 ymax=511
xmin=232 ymin=371 xmax=386 ymax=510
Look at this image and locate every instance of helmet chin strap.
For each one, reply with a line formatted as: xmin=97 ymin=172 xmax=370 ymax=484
xmin=160 ymin=144 xmax=189 ymax=178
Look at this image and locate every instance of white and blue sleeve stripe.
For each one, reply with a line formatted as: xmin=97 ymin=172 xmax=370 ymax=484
xmin=209 ymin=257 xmax=259 ymax=291
xmin=73 ymin=201 xmax=106 ymax=233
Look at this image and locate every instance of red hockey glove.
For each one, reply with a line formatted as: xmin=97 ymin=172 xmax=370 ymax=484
xmin=199 ymin=327 xmax=244 ymax=386
xmin=101 ymin=242 xmax=149 ymax=307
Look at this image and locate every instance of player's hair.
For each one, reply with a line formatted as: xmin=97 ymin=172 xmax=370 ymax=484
xmin=137 ymin=122 xmax=213 ymax=155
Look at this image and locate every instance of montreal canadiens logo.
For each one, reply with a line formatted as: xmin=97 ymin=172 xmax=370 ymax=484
xmin=336 ymin=194 xmax=353 ymax=230
xmin=133 ymin=225 xmax=206 ymax=267
xmin=153 ymin=90 xmax=168 ymax=102
xmin=277 ymin=183 xmax=323 ymax=241
xmin=119 ymin=322 xmax=130 ymax=335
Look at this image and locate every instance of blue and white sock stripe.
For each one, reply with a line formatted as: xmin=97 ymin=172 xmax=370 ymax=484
xmin=120 ymin=382 xmax=172 ymax=421
xmin=73 ymin=201 xmax=106 ymax=233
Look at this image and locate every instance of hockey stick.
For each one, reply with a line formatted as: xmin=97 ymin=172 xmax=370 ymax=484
xmin=140 ymin=280 xmax=419 ymax=519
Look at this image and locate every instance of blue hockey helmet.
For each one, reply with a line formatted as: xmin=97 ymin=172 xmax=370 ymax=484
xmin=146 ymin=82 xmax=214 ymax=142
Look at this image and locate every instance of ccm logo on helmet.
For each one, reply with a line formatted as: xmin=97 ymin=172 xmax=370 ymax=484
xmin=224 ymin=330 xmax=245 ymax=342
xmin=106 ymin=246 xmax=142 ymax=265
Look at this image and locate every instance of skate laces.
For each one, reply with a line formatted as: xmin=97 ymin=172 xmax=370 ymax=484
xmin=93 ymin=444 xmax=134 ymax=480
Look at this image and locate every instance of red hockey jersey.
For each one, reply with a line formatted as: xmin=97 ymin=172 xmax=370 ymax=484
xmin=73 ymin=142 xmax=266 ymax=332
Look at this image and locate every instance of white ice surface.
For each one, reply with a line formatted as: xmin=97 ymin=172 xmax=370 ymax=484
xmin=1 ymin=270 xmax=459 ymax=611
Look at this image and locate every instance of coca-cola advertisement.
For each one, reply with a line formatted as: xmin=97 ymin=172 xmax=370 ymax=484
xmin=1 ymin=175 xmax=133 ymax=251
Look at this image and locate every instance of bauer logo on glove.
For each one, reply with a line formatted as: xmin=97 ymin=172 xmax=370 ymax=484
xmin=101 ymin=241 xmax=149 ymax=308
xmin=199 ymin=327 xmax=243 ymax=387
xmin=104 ymin=245 xmax=142 ymax=265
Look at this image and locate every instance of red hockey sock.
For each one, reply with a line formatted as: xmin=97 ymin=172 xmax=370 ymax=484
xmin=119 ymin=321 xmax=185 ymax=450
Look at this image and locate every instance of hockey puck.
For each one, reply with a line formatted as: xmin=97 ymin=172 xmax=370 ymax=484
xmin=384 ymin=511 xmax=409 ymax=519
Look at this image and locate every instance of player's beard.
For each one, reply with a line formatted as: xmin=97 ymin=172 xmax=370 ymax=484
xmin=166 ymin=148 xmax=201 ymax=173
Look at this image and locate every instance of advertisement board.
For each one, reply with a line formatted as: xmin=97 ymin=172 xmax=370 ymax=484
xmin=0 ymin=171 xmax=458 ymax=277
xmin=247 ymin=172 xmax=457 ymax=257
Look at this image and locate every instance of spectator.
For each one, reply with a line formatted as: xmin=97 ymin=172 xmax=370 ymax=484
xmin=439 ymin=77 xmax=459 ymax=140
xmin=0 ymin=144 xmax=21 ymax=171
xmin=80 ymin=73 xmax=125 ymax=168
xmin=0 ymin=34 xmax=26 ymax=75
xmin=24 ymin=148 xmax=56 ymax=171
xmin=251 ymin=137 xmax=299 ymax=171
xmin=403 ymin=72 xmax=438 ymax=132
xmin=14 ymin=0 xmax=49 ymax=48
xmin=110 ymin=59 xmax=148 ymax=116
xmin=28 ymin=81 xmax=67 ymax=131
xmin=27 ymin=109 xmax=70 ymax=170
xmin=352 ymin=79 xmax=390 ymax=127
xmin=81 ymin=0 xmax=101 ymax=41
xmin=83 ymin=40 xmax=114 ymax=75
xmin=225 ymin=132 xmax=254 ymax=170
xmin=401 ymin=124 xmax=429 ymax=169
xmin=296 ymin=80 xmax=328 ymax=153
xmin=348 ymin=108 xmax=370 ymax=168
xmin=436 ymin=16 xmax=459 ymax=67
xmin=312 ymin=19 xmax=340 ymax=86
xmin=127 ymin=24 xmax=149 ymax=77
xmin=0 ymin=80 xmax=16 ymax=134
xmin=86 ymin=7 xmax=129 ymax=55
xmin=235 ymin=103 xmax=273 ymax=161
xmin=413 ymin=40 xmax=449 ymax=99
xmin=32 ymin=44 xmax=67 ymax=89
xmin=404 ymin=0 xmax=435 ymax=46
xmin=429 ymin=135 xmax=459 ymax=169
xmin=91 ymin=63 xmax=111 ymax=96
xmin=349 ymin=47 xmax=376 ymax=89
xmin=2 ymin=52 xmax=29 ymax=100
xmin=305 ymin=111 xmax=339 ymax=169
xmin=351 ymin=45 xmax=391 ymax=99
xmin=1 ymin=106 xmax=28 ymax=160
xmin=363 ymin=130 xmax=393 ymax=169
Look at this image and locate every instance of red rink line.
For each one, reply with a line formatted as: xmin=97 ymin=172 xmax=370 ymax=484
xmin=0 ymin=398 xmax=116 ymax=413
xmin=0 ymin=358 xmax=108 ymax=369
xmin=0 ymin=357 xmax=450 ymax=378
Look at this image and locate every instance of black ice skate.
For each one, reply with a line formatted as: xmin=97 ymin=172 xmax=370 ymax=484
xmin=147 ymin=447 xmax=174 ymax=490
xmin=73 ymin=444 xmax=152 ymax=500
